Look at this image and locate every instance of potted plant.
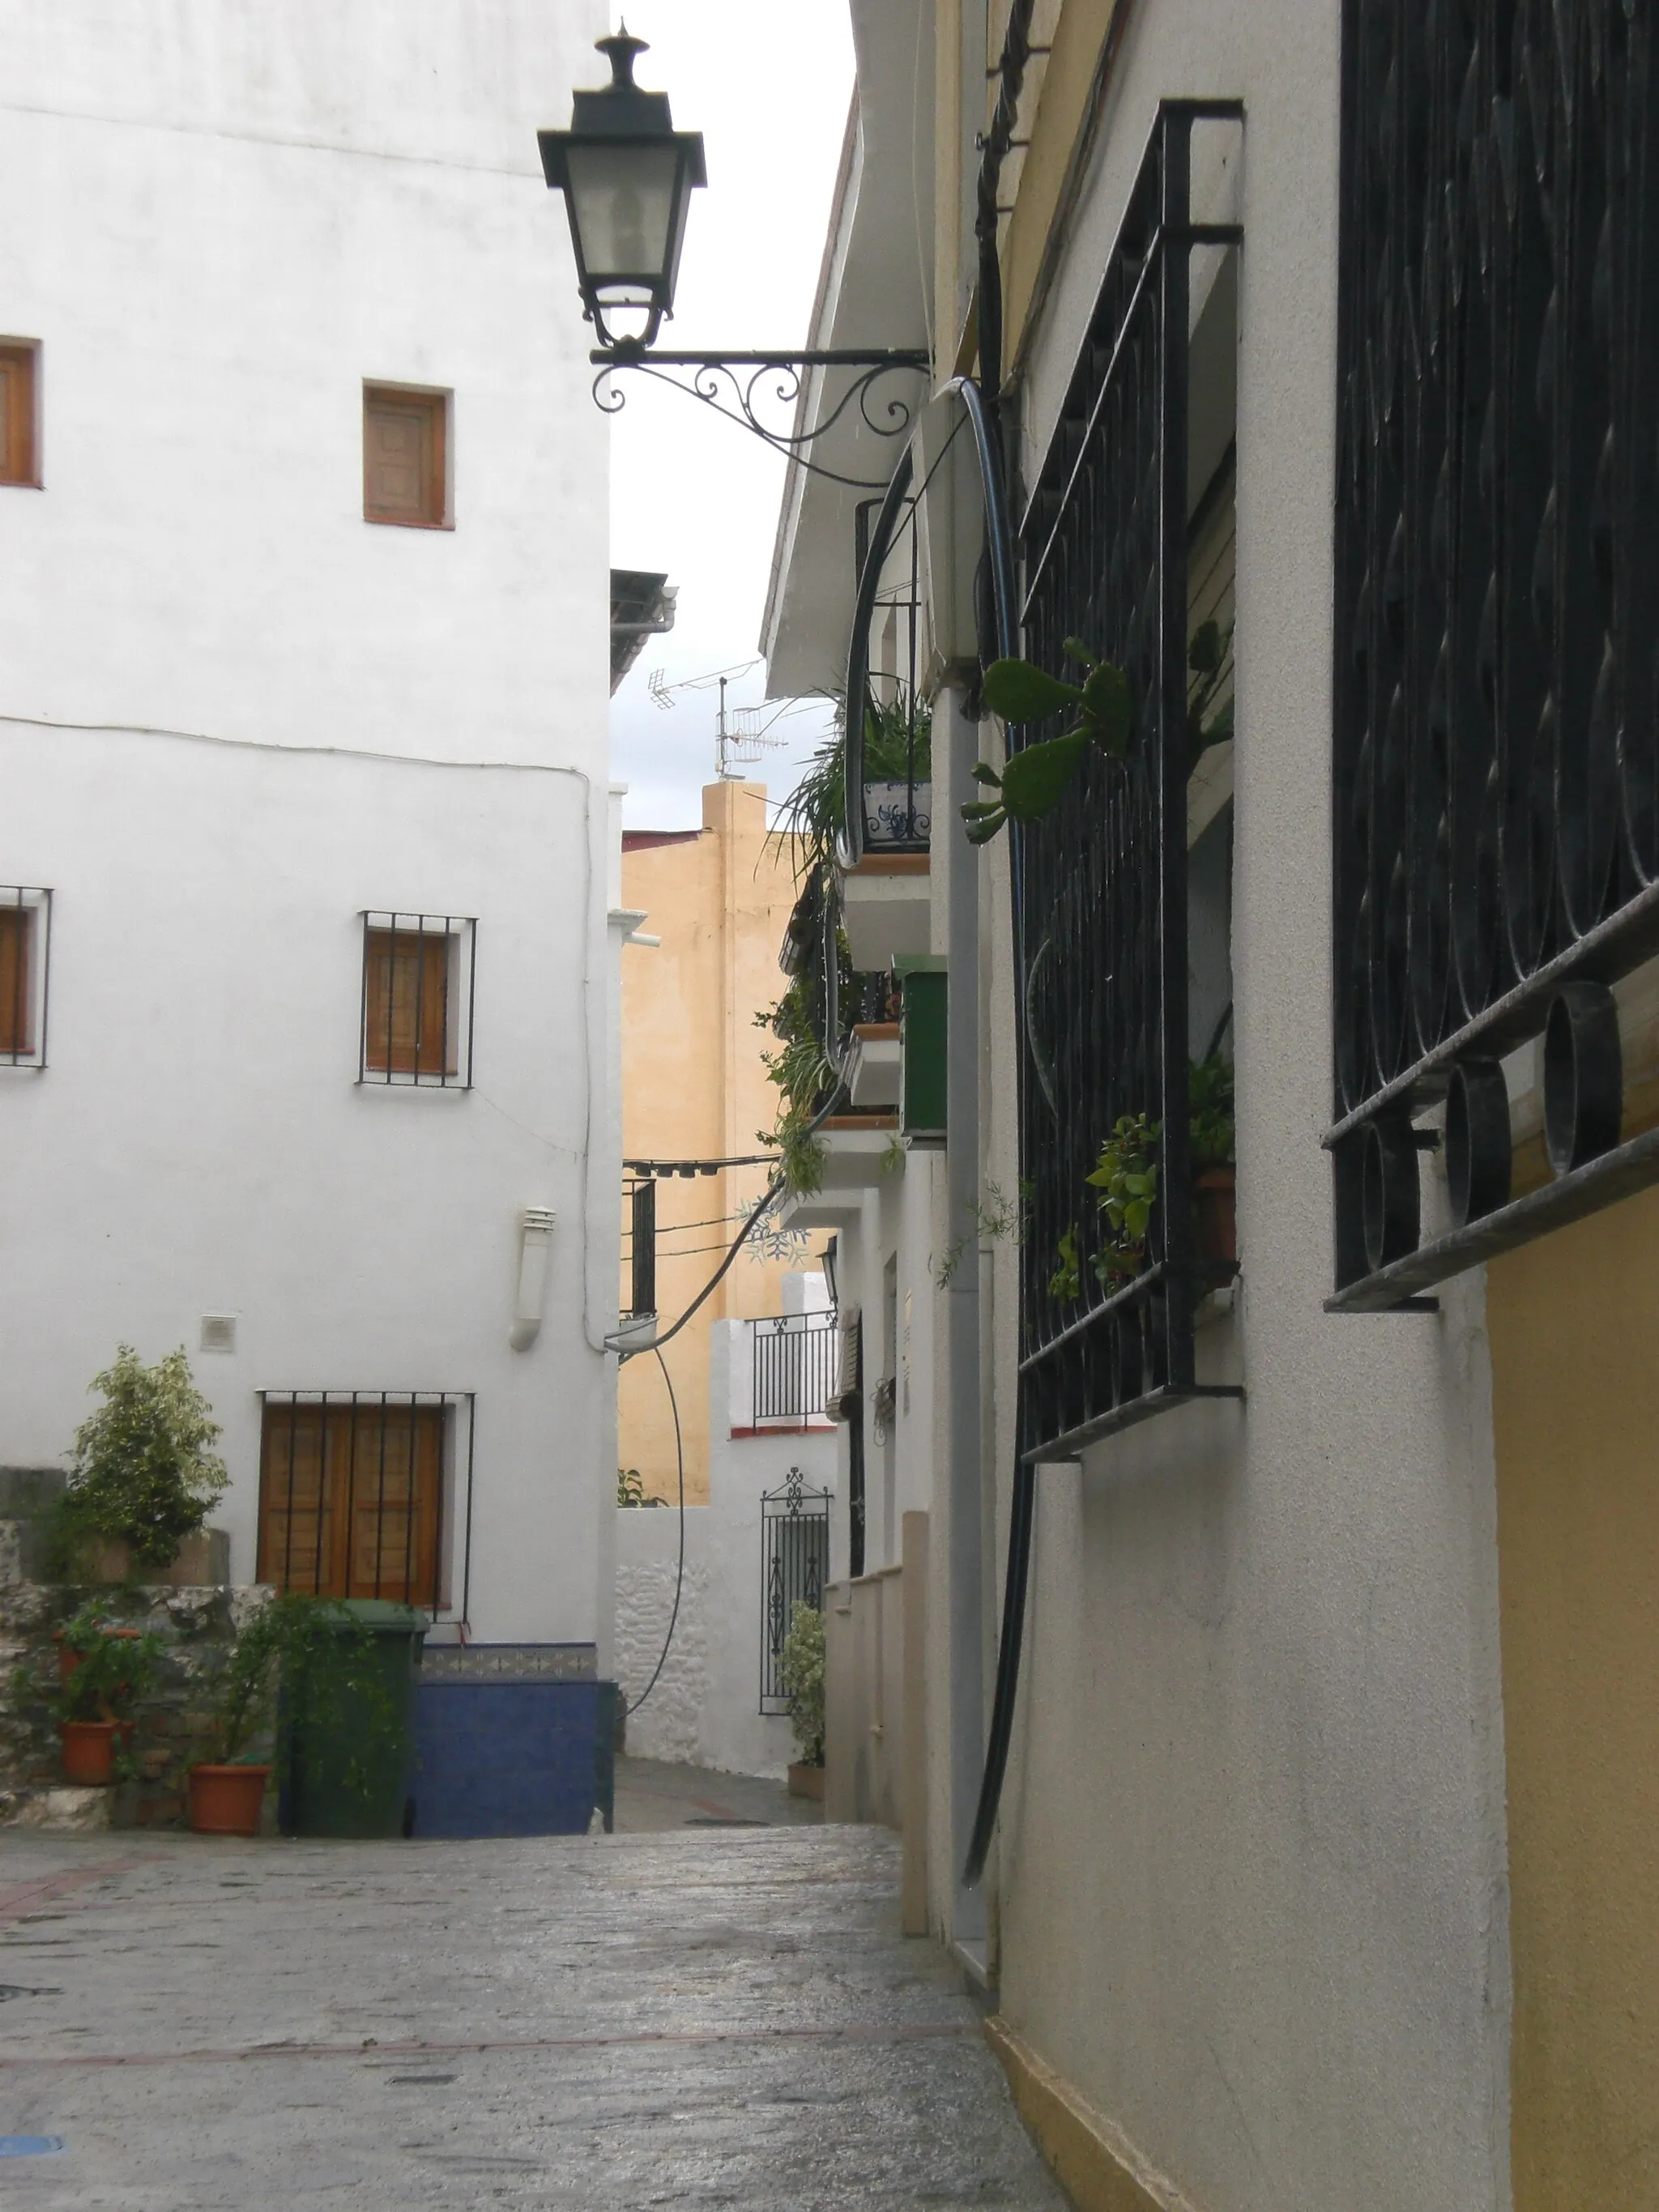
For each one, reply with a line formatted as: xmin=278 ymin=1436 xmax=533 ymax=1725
xmin=46 ymin=1598 xmax=165 ymax=1786
xmin=1189 ymin=1051 xmax=1237 ymax=1268
xmin=778 ymin=1599 xmax=825 ymax=1801
xmin=1085 ymin=1113 xmax=1162 ymax=1285
xmin=188 ymin=1596 xmax=407 ymax=1838
xmin=859 ymin=692 xmax=932 ymax=848
xmin=187 ymin=1602 xmax=280 ymax=1835
xmin=49 ymin=1345 xmax=228 ymax=1583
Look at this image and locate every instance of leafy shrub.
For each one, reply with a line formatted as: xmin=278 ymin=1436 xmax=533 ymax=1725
xmin=201 ymin=1595 xmax=399 ymax=1792
xmin=47 ymin=1598 xmax=165 ymax=1724
xmin=778 ymin=1600 xmax=825 ymax=1767
xmin=52 ymin=1346 xmax=228 ymax=1575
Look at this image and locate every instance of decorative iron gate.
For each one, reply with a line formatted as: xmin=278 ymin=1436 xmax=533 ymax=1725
xmin=759 ymin=1466 xmax=830 ymax=1714
xmin=1330 ymin=0 xmax=1659 ymax=1306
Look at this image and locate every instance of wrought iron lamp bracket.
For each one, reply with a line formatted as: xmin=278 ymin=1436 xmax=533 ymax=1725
xmin=589 ymin=346 xmax=932 ymax=488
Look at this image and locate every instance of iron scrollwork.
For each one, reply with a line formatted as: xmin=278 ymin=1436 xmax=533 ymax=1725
xmin=591 ymin=349 xmax=931 ymax=490
xmin=1330 ymin=0 xmax=1659 ymax=1309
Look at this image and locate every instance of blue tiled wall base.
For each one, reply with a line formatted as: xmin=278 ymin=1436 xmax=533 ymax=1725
xmin=412 ymin=1680 xmax=598 ymax=1838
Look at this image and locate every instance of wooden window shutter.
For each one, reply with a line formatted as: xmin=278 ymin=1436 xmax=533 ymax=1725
xmin=363 ymin=385 xmax=446 ymax=526
xmin=258 ymin=1401 xmax=445 ymax=1605
xmin=0 ymin=906 xmax=32 ymax=1055
xmin=0 ymin=346 xmax=37 ymax=487
xmin=365 ymin=927 xmax=454 ymax=1077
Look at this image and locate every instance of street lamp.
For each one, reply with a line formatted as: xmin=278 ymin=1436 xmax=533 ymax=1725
xmin=539 ymin=26 xmax=928 ymax=482
xmin=537 ymin=27 xmax=706 ymax=353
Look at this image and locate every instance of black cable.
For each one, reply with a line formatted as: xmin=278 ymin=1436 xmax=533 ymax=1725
xmin=621 ymin=1345 xmax=685 ymax=1718
xmin=962 ymin=1455 xmax=1035 ymax=1886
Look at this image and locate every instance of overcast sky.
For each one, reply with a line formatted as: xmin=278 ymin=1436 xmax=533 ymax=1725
xmin=598 ymin=1 xmax=855 ymax=829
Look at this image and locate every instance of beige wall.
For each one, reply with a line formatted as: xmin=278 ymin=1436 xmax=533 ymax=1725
xmin=1487 ymin=1186 xmax=1659 ymax=2212
xmin=617 ymin=782 xmax=810 ymax=1506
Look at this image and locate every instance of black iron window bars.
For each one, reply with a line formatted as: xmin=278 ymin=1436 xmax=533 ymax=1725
xmin=759 ymin=1464 xmax=830 ymax=1713
xmin=0 ymin=887 xmax=49 ymax=1068
xmin=358 ymin=911 xmax=476 ymax=1089
xmin=748 ymin=1313 xmax=838 ymax=1430
xmin=1013 ymin=102 xmax=1243 ymax=1460
xmin=257 ymin=1389 xmax=476 ymax=1622
xmin=1329 ymin=1 xmax=1659 ymax=1309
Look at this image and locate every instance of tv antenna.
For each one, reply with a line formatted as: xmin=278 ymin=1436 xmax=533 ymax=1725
xmin=646 ymin=658 xmax=800 ymax=780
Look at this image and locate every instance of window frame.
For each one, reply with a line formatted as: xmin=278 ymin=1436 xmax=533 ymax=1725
xmin=0 ymin=341 xmax=41 ymax=489
xmin=0 ymin=888 xmax=51 ymax=1068
xmin=255 ymin=1390 xmax=476 ymax=1621
xmin=361 ymin=381 xmax=452 ymax=530
xmin=357 ymin=910 xmax=476 ymax=1090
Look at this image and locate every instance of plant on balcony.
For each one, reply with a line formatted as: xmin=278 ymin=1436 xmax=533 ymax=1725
xmin=778 ymin=1598 xmax=825 ymax=1768
xmin=1087 ymin=1114 xmax=1162 ymax=1281
xmin=617 ymin=1466 xmax=665 ymax=1507
xmin=49 ymin=1345 xmax=228 ymax=1579
xmin=962 ymin=641 xmax=1132 ymax=844
xmin=768 ymin=691 xmax=934 ymax=884
xmin=1187 ymin=616 xmax=1235 ymax=767
xmin=1188 ymin=1052 xmax=1235 ymax=1166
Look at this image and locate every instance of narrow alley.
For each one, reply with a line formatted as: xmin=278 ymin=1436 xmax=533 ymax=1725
xmin=0 ymin=1782 xmax=1064 ymax=2210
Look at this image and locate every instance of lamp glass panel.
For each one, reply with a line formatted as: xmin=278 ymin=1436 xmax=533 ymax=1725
xmin=565 ymin=141 xmax=681 ymax=294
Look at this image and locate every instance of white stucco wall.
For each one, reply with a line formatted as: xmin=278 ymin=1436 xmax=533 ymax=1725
xmin=616 ymin=1320 xmax=834 ymax=1776
xmin=970 ymin=8 xmax=1512 ymax=2212
xmin=0 ymin=1 xmax=615 ymax=1646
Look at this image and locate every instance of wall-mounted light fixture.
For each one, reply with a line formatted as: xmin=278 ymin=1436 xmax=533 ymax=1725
xmin=510 ymin=1205 xmax=557 ymax=1352
xmin=539 ymin=27 xmax=928 ymax=483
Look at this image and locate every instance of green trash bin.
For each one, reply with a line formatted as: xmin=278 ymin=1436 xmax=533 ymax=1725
xmin=284 ymin=1600 xmax=427 ymax=1840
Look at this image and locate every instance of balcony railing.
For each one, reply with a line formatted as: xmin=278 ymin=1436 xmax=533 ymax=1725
xmin=748 ymin=1314 xmax=838 ymax=1429
xmin=1328 ymin=1 xmax=1659 ymax=1308
xmin=1012 ymin=104 xmax=1243 ymax=1460
xmin=842 ymin=456 xmax=933 ymax=865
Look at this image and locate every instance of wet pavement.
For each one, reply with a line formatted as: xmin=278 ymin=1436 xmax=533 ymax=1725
xmin=0 ymin=1788 xmax=1064 ymax=2209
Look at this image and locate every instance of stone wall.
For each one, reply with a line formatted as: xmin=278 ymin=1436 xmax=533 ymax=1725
xmin=0 ymin=1507 xmax=272 ymax=1828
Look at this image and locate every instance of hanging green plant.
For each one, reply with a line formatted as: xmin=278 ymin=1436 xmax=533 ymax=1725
xmin=1048 ymin=1224 xmax=1083 ymax=1302
xmin=961 ymin=640 xmax=1132 ymax=845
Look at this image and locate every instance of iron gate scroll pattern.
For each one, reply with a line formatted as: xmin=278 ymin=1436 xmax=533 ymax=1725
xmin=1331 ymin=2 xmax=1659 ymax=1306
xmin=1014 ymin=104 xmax=1243 ymax=1459
xmin=759 ymin=1467 xmax=830 ymax=1714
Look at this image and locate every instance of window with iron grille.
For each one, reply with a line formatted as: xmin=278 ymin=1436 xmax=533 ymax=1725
xmin=358 ymin=912 xmax=475 ymax=1087
xmin=1329 ymin=2 xmax=1659 ymax=1309
xmin=0 ymin=888 xmax=50 ymax=1068
xmin=256 ymin=1391 xmax=475 ymax=1617
xmin=1010 ymin=104 xmax=1243 ymax=1460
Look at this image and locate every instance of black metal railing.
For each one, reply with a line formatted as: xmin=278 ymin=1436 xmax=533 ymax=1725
xmin=1013 ymin=104 xmax=1243 ymax=1460
xmin=843 ymin=453 xmax=933 ymax=863
xmin=749 ymin=1315 xmax=838 ymax=1427
xmin=760 ymin=1466 xmax=830 ymax=1714
xmin=256 ymin=1390 xmax=475 ymax=1620
xmin=1329 ymin=1 xmax=1659 ymax=1309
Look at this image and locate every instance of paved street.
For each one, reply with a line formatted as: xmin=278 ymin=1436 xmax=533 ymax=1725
xmin=0 ymin=1805 xmax=1064 ymax=2210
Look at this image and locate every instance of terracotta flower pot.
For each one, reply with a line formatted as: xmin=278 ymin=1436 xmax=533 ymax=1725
xmin=1194 ymin=1165 xmax=1237 ymax=1268
xmin=787 ymin=1762 xmax=825 ymax=1802
xmin=59 ymin=1719 xmax=134 ymax=1786
xmin=189 ymin=1764 xmax=271 ymax=1837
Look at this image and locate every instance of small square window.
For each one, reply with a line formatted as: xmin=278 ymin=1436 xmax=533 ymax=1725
xmin=363 ymin=383 xmax=449 ymax=527
xmin=359 ymin=911 xmax=474 ymax=1087
xmin=0 ymin=889 xmax=51 ymax=1067
xmin=0 ymin=343 xmax=40 ymax=488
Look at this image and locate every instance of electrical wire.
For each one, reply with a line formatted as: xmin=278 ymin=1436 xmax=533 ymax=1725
xmin=621 ymin=1346 xmax=685 ymax=1718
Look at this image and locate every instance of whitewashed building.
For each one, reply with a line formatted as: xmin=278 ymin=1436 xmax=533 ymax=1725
xmin=0 ymin=0 xmax=620 ymax=1657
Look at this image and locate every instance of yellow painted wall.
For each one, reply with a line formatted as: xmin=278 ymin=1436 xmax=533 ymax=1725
xmin=617 ymin=782 xmax=811 ymax=1506
xmin=1486 ymin=1183 xmax=1659 ymax=2211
